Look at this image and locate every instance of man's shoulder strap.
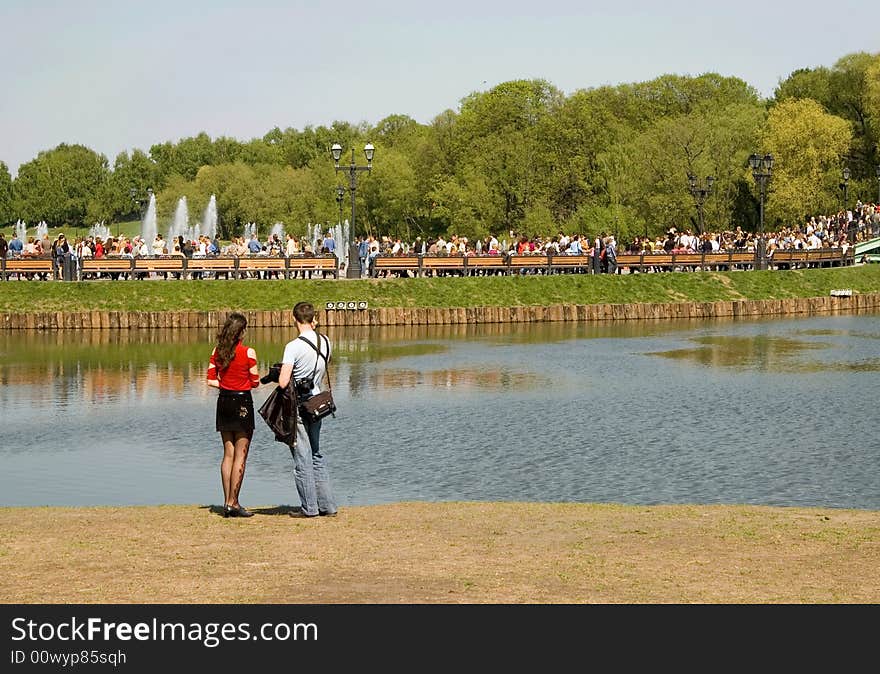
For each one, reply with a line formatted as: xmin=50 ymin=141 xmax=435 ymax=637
xmin=297 ymin=333 xmax=330 ymax=363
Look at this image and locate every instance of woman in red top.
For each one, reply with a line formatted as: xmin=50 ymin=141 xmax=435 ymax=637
xmin=207 ymin=312 xmax=260 ymax=517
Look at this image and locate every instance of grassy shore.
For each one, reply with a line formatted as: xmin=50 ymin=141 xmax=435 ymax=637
xmin=1 ymin=502 xmax=878 ymax=603
xmin=2 ymin=265 xmax=880 ymax=314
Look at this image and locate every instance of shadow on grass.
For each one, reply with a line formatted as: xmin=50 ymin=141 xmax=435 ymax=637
xmin=200 ymin=504 xmax=301 ymax=517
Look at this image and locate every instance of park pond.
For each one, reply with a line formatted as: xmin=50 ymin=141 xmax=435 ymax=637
xmin=1 ymin=312 xmax=878 ymax=510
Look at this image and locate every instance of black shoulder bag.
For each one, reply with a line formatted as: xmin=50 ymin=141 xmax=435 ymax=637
xmin=297 ymin=333 xmax=337 ymax=423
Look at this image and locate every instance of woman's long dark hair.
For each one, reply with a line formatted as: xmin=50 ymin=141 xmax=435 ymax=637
xmin=214 ymin=312 xmax=247 ymax=370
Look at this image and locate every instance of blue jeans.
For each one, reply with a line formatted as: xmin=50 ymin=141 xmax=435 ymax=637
xmin=289 ymin=417 xmax=337 ymax=516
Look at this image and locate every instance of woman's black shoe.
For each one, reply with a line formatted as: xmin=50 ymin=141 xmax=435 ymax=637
xmin=223 ymin=505 xmax=233 ymax=518
xmin=230 ymin=505 xmax=254 ymax=518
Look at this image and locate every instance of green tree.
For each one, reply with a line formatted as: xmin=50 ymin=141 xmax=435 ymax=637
xmin=775 ymin=52 xmax=880 ymax=180
xmin=451 ymin=79 xmax=564 ymax=232
xmin=0 ymin=161 xmax=14 ymax=225
xmin=14 ymin=144 xmax=109 ymax=228
xmin=427 ymin=168 xmax=499 ymax=242
xmin=761 ymin=98 xmax=852 ymax=224
xmin=613 ymin=104 xmax=764 ymax=234
xmin=150 ymin=132 xmax=215 ymax=182
xmin=107 ymin=150 xmax=160 ymax=221
xmin=359 ymin=147 xmax=420 ymax=240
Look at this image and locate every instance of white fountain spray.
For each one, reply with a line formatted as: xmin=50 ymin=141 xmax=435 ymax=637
xmin=306 ymin=223 xmax=323 ymax=252
xmin=140 ymin=193 xmax=158 ymax=247
xmin=331 ymin=219 xmax=350 ymax=270
xmin=243 ymin=222 xmax=257 ymax=241
xmin=167 ymin=197 xmax=189 ymax=247
xmin=89 ymin=222 xmax=111 ymax=241
xmin=15 ymin=220 xmax=27 ymax=242
xmin=269 ymin=222 xmax=285 ymax=250
xmin=36 ymin=221 xmax=48 ymax=241
xmin=201 ymin=194 xmax=218 ymax=241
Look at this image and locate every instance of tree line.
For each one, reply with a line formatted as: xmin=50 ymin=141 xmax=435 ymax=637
xmin=1 ymin=50 xmax=878 ymax=245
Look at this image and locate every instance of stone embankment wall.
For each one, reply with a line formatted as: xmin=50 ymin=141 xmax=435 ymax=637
xmin=1 ymin=293 xmax=878 ymax=330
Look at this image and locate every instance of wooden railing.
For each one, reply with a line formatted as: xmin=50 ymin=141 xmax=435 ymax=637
xmin=1 ymin=248 xmax=855 ymax=281
xmin=371 ymin=248 xmax=855 ymax=276
xmin=0 ymin=255 xmax=340 ymax=281
xmin=1 ymin=257 xmax=56 ymax=280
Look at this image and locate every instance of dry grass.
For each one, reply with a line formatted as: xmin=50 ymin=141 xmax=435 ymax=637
xmin=2 ymin=502 xmax=878 ymax=604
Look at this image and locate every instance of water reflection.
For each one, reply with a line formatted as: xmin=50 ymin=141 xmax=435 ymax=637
xmin=2 ymin=312 xmax=879 ymax=509
xmin=649 ymin=333 xmax=880 ymax=373
xmin=375 ymin=368 xmax=548 ymax=390
xmin=650 ymin=336 xmax=828 ymax=370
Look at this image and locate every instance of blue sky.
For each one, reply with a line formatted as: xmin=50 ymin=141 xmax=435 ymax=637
xmin=2 ymin=0 xmax=878 ymax=176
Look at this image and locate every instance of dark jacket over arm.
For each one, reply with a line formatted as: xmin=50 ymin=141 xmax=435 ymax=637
xmin=258 ymin=385 xmax=298 ymax=446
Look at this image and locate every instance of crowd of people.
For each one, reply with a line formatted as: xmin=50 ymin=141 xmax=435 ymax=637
xmin=2 ymin=201 xmax=878 ymax=279
xmin=358 ymin=202 xmax=879 ymax=277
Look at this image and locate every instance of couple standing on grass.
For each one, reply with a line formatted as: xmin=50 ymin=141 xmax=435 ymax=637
xmin=206 ymin=302 xmax=338 ymax=519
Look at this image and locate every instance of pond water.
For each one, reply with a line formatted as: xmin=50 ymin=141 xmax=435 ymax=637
xmin=1 ymin=313 xmax=878 ymax=510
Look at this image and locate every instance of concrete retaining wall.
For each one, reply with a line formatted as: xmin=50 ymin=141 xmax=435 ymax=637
xmin=1 ymin=293 xmax=878 ymax=330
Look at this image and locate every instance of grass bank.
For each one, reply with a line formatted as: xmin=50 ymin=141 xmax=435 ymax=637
xmin=0 ymin=503 xmax=880 ymax=604
xmin=3 ymin=265 xmax=880 ymax=314
xmin=2 ymin=502 xmax=878 ymax=603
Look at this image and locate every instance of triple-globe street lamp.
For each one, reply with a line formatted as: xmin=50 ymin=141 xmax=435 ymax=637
xmin=331 ymin=142 xmax=375 ymax=239
xmin=748 ymin=153 xmax=773 ymax=271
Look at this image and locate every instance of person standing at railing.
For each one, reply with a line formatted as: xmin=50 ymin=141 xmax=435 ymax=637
xmin=285 ymin=233 xmax=299 ymax=257
xmin=8 ymin=232 xmax=22 ymax=257
xmin=367 ymin=236 xmax=380 ymax=277
xmin=152 ymin=234 xmax=165 ymax=256
xmin=52 ymin=234 xmax=70 ymax=280
xmin=604 ymin=235 xmax=618 ymax=274
xmin=0 ymin=233 xmax=7 ymax=260
xmin=357 ymin=235 xmax=369 ymax=278
xmin=591 ymin=233 xmax=603 ymax=274
xmin=322 ymin=231 xmax=336 ymax=256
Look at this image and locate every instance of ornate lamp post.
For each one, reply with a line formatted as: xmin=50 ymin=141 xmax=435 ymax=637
xmin=335 ymin=184 xmax=346 ymax=226
xmin=331 ymin=142 xmax=374 ymax=240
xmin=687 ymin=173 xmax=714 ymax=235
xmin=840 ymin=167 xmax=854 ymax=242
xmin=748 ymin=153 xmax=773 ymax=271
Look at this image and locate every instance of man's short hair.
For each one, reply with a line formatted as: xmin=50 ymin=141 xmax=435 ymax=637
xmin=293 ymin=301 xmax=315 ymax=325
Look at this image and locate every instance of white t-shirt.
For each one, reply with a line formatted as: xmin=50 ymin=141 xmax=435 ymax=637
xmin=281 ymin=329 xmax=331 ymax=396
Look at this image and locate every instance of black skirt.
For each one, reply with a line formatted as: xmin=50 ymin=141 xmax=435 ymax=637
xmin=216 ymin=389 xmax=255 ymax=433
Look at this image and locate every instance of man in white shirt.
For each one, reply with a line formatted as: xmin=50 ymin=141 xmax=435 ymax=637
xmin=152 ymin=235 xmax=165 ymax=256
xmin=278 ymin=302 xmax=338 ymax=518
